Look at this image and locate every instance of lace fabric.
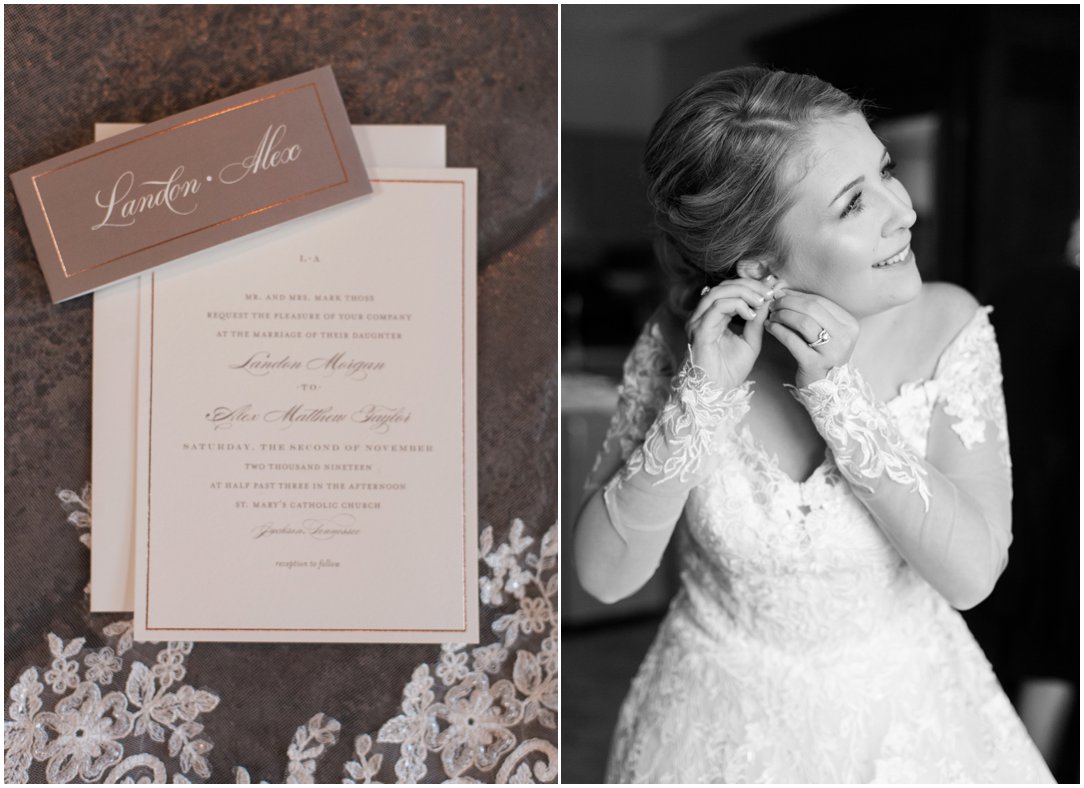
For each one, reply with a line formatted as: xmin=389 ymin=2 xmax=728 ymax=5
xmin=601 ymin=353 xmax=753 ymax=548
xmin=935 ymin=306 xmax=1012 ymax=466
xmin=602 ymin=306 xmax=1053 ymax=783
xmin=600 ymin=323 xmax=676 ymax=467
xmin=621 ymin=358 xmax=753 ymax=487
xmin=789 ymin=364 xmax=932 ymax=510
xmin=4 ymin=488 xmax=557 ymax=784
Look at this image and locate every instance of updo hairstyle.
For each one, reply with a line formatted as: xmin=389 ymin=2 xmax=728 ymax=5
xmin=643 ymin=67 xmax=865 ymax=314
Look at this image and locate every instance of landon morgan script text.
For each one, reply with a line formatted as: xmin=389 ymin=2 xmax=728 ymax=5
xmin=228 ymin=350 xmax=385 ymax=381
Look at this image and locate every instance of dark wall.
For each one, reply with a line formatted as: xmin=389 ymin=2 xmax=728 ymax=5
xmin=754 ymin=5 xmax=1079 ymax=298
xmin=562 ymin=6 xmax=1079 ymax=783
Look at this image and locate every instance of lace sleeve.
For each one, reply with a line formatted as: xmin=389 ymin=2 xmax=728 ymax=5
xmin=791 ymin=365 xmax=931 ymax=509
xmin=600 ymin=353 xmax=752 ymax=544
xmin=574 ymin=320 xmax=752 ymax=601
xmin=582 ymin=322 xmax=677 ymax=498
xmin=790 ymin=308 xmax=1012 ymax=610
xmin=621 ymin=361 xmax=753 ymax=486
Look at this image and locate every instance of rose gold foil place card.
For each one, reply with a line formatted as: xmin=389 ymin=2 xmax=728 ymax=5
xmin=11 ymin=66 xmax=370 ymax=303
xmin=132 ymin=168 xmax=479 ymax=643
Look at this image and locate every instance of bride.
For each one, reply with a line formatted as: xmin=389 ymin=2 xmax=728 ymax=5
xmin=573 ymin=67 xmax=1054 ymax=783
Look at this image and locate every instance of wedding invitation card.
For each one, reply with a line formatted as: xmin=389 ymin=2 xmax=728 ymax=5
xmin=91 ymin=125 xmax=447 ymax=613
xmin=132 ymin=169 xmax=478 ymax=642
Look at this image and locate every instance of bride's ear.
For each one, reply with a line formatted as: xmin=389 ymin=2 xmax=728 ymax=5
xmin=735 ymin=257 xmax=774 ymax=282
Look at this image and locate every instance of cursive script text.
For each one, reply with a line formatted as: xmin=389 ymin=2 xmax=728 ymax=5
xmin=229 ymin=351 xmax=385 ymax=381
xmin=252 ymin=513 xmax=360 ymax=540
xmin=92 ymin=166 xmax=200 ymax=230
xmin=219 ymin=124 xmax=302 ymax=185
xmin=205 ymin=403 xmax=412 ymax=432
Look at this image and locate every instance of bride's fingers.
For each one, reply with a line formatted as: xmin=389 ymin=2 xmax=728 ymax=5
xmin=689 ymin=280 xmax=773 ymax=325
xmin=695 ymin=297 xmax=759 ymax=332
xmin=771 ymin=292 xmax=846 ymax=332
xmin=743 ymin=295 xmax=769 ymax=354
xmin=689 ymin=287 xmax=764 ymax=327
xmin=764 ymin=316 xmax=814 ymax=361
xmin=765 ymin=307 xmax=825 ymax=345
xmin=687 ymin=297 xmax=758 ymax=342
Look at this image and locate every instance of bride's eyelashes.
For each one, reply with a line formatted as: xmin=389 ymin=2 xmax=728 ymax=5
xmin=840 ymin=158 xmax=898 ymax=219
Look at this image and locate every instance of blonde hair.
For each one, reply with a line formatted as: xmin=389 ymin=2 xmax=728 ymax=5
xmin=644 ymin=67 xmax=865 ymax=314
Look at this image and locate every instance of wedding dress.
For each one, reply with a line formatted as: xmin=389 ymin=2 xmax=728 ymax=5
xmin=588 ymin=306 xmax=1055 ymax=783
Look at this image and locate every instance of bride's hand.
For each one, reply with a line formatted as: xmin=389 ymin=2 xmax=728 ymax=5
xmin=764 ymin=290 xmax=859 ymax=387
xmin=684 ymin=276 xmax=780 ymax=391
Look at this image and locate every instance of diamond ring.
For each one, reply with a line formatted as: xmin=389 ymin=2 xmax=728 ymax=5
xmin=808 ymin=328 xmax=831 ymax=348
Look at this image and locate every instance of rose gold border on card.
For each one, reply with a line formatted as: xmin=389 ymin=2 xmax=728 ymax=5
xmin=145 ymin=178 xmax=471 ymax=636
xmin=30 ymin=83 xmax=352 ymax=280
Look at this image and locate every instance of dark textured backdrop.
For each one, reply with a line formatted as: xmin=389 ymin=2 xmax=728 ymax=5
xmin=5 ymin=5 xmax=556 ymax=782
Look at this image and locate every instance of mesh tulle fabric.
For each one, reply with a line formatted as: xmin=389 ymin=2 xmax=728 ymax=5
xmin=597 ymin=308 xmax=1053 ymax=783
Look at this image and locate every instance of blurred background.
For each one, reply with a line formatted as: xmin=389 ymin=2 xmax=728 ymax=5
xmin=561 ymin=5 xmax=1079 ymax=783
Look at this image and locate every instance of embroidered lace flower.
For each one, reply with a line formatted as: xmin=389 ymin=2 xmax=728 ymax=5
xmin=472 ymin=643 xmax=508 ymax=675
xmin=513 ymin=650 xmax=557 ymax=729
xmin=368 ymin=520 xmax=555 ymax=783
xmin=32 ymin=681 xmax=134 ymax=783
xmin=5 ymin=621 xmax=217 ymax=786
xmin=936 ymin=306 xmax=1011 ymax=468
xmin=790 ymin=364 xmax=931 ymax=510
xmin=622 ymin=356 xmax=753 ymax=486
xmin=83 ymin=647 xmax=122 ymax=685
xmin=43 ymin=635 xmax=84 ymax=695
xmin=6 ymin=490 xmax=556 ymax=784
xmin=430 ymin=673 xmax=523 ymax=778
xmin=437 ymin=644 xmax=472 ymax=687
xmin=57 ymin=484 xmax=91 ymax=549
xmin=5 ymin=668 xmax=44 ymax=781
xmin=342 ymin=734 xmax=383 ymax=784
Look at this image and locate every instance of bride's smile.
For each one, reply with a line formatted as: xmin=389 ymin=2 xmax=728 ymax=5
xmin=774 ymin=112 xmax=921 ymax=319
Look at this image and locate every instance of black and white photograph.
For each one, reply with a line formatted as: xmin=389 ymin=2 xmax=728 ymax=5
xmin=562 ymin=5 xmax=1078 ymax=784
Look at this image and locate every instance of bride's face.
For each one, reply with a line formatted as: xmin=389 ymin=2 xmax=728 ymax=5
xmin=772 ymin=113 xmax=920 ymax=318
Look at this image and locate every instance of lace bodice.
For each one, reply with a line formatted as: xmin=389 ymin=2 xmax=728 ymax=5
xmin=589 ymin=306 xmax=1008 ymax=613
xmin=679 ymin=363 xmax=956 ymax=649
xmin=589 ymin=306 xmax=1054 ymax=783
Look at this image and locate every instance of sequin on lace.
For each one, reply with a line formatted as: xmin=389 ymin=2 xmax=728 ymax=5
xmin=790 ymin=364 xmax=932 ymax=510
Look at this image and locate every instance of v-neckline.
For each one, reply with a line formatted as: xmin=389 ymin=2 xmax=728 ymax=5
xmin=738 ymin=377 xmax=936 ymax=488
xmin=733 ymin=305 xmax=989 ymax=487
xmin=737 ymin=425 xmax=834 ymax=488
